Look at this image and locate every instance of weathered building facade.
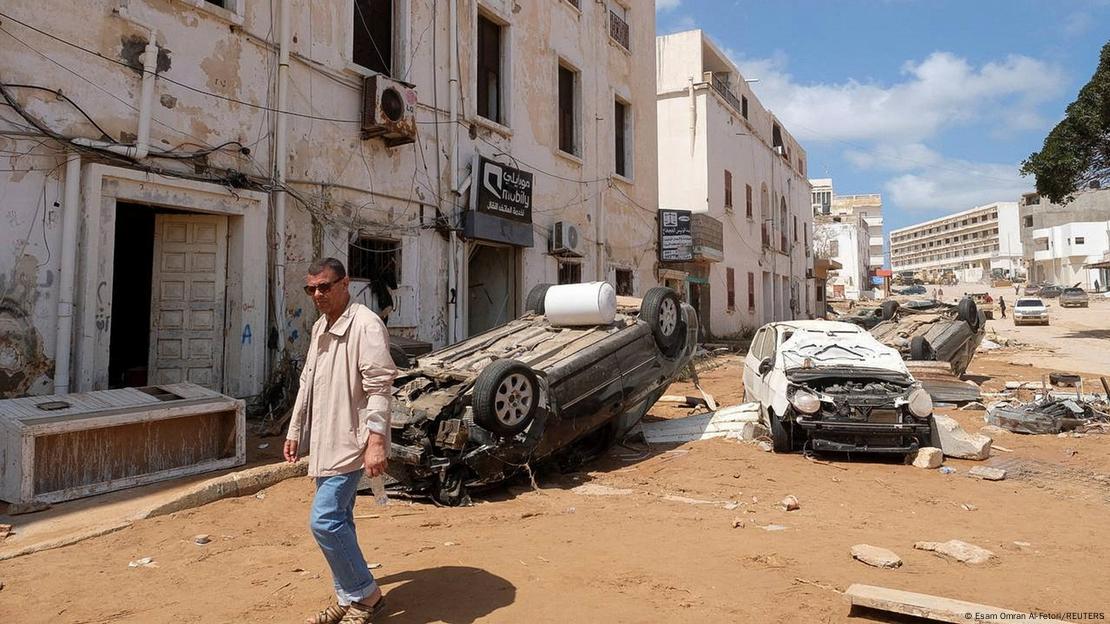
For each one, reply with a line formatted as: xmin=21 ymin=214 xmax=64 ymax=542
xmin=655 ymin=30 xmax=814 ymax=339
xmin=890 ymin=202 xmax=1021 ymax=284
xmin=0 ymin=0 xmax=660 ymax=399
xmin=1020 ymin=188 xmax=1110 ymax=289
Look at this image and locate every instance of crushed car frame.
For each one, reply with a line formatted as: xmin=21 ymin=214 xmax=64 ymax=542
xmin=385 ymin=286 xmax=698 ymax=505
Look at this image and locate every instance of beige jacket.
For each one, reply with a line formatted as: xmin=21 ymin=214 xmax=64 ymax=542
xmin=286 ymin=301 xmax=398 ymax=477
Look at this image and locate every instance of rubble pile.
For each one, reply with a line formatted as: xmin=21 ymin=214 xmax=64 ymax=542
xmin=986 ymin=396 xmax=1110 ymax=434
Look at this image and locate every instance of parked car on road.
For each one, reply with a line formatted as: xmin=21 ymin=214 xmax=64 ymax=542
xmin=1024 ymin=283 xmax=1043 ymax=295
xmin=742 ymin=321 xmax=936 ymax=454
xmin=1013 ymin=298 xmax=1049 ymax=325
xmin=1039 ymin=285 xmax=1063 ymax=299
xmin=1059 ymin=287 xmax=1089 ymax=308
xmin=897 ymin=285 xmax=927 ymax=295
xmin=386 ymin=284 xmax=698 ymax=505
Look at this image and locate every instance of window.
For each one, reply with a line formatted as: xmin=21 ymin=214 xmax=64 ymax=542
xmin=803 ymin=223 xmax=809 ymax=256
xmin=1075 ymin=237 xmax=1085 ymax=244
xmin=829 ymin=240 xmax=840 ymax=256
xmin=349 ymin=236 xmax=400 ymax=285
xmin=727 ymin=267 xmax=736 ymax=311
xmin=614 ymin=98 xmax=630 ymax=177
xmin=205 ymin=0 xmax=228 ymax=7
xmin=741 ymin=95 xmax=748 ymax=119
xmin=477 ymin=14 xmax=504 ymax=123
xmin=745 ymin=184 xmax=753 ymax=219
xmin=558 ymin=261 xmax=581 ymax=285
xmin=747 ymin=272 xmax=755 ymax=310
xmin=558 ymin=64 xmax=579 ymax=155
xmin=817 ymin=285 xmax=825 ymax=302
xmin=615 ymin=269 xmax=633 ymax=295
xmin=793 ymin=215 xmax=798 ymax=242
xmin=780 ymin=199 xmax=788 ymax=252
xmin=609 ymin=5 xmax=630 ymax=50
xmin=724 ymin=170 xmax=733 ymax=209
xmin=353 ymin=0 xmax=393 ymax=76
xmin=1023 ymin=215 xmax=1033 ymax=228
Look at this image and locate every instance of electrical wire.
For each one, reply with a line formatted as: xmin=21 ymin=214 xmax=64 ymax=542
xmin=0 ymin=83 xmax=113 ymax=139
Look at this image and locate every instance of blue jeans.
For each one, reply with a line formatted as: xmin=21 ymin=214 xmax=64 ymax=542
xmin=311 ymin=470 xmax=379 ymax=606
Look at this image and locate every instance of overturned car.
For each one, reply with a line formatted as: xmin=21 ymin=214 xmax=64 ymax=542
xmin=743 ymin=321 xmax=937 ymax=454
xmin=385 ymin=284 xmax=697 ymax=505
xmin=868 ymin=298 xmax=985 ymax=376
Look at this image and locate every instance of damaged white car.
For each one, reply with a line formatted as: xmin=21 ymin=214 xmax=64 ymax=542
xmin=743 ymin=321 xmax=938 ymax=454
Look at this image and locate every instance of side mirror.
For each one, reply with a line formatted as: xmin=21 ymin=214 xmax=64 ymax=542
xmin=758 ymin=357 xmax=773 ymax=376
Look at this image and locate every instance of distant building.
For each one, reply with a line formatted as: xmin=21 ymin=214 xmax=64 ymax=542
xmin=656 ymin=30 xmax=814 ymax=337
xmin=813 ymin=214 xmax=869 ymax=300
xmin=889 ymin=202 xmax=1022 ymax=284
xmin=811 ymin=178 xmax=833 ymax=216
xmin=831 ymin=194 xmax=884 ymax=273
xmin=1020 ymin=189 xmax=1110 ymax=289
xmin=810 ymin=179 xmax=884 ymax=297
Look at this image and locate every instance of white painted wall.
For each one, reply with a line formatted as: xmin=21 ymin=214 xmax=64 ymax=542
xmin=814 ymin=220 xmax=868 ymax=300
xmin=1031 ymin=221 xmax=1110 ymax=289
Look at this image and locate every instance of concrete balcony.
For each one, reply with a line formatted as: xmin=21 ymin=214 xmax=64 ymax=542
xmin=869 ymin=236 xmax=884 ymax=247
xmin=690 ymin=213 xmax=724 ymax=263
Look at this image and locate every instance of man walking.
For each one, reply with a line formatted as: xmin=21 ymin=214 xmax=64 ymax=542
xmin=999 ymin=296 xmax=1007 ymax=319
xmin=285 ymin=257 xmax=397 ymax=624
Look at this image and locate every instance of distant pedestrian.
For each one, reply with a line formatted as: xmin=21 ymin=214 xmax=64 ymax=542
xmin=1097 ymin=279 xmax=1102 ymax=293
xmin=938 ymin=287 xmax=944 ymax=298
xmin=1015 ymin=284 xmax=1020 ymax=295
xmin=999 ymin=296 xmax=1007 ymax=319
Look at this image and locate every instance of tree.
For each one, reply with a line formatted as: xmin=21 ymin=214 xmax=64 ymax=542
xmin=1020 ymin=41 xmax=1110 ymax=204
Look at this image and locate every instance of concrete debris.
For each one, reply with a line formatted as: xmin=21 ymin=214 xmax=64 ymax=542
xmin=723 ymin=502 xmax=742 ymax=511
xmin=968 ymin=467 xmax=1007 ymax=481
xmin=757 ymin=441 xmax=774 ymax=452
xmin=128 ymin=557 xmax=157 ymax=568
xmin=912 ymin=447 xmax=943 ymax=469
xmin=933 ymin=414 xmax=992 ymax=460
xmin=760 ymin=524 xmax=788 ymax=532
xmin=638 ymin=403 xmax=762 ymax=444
xmin=780 ymin=495 xmax=800 ymax=511
xmin=193 ymin=534 xmax=211 ymax=545
xmin=732 ymin=518 xmax=745 ymax=529
xmin=571 ymin=484 xmax=633 ymax=497
xmin=961 ymin=503 xmax=977 ymax=511
xmin=958 ymin=401 xmax=986 ymax=410
xmin=987 ymin=396 xmax=1109 ymax=434
xmin=850 ymin=544 xmax=903 ymax=569
xmin=0 ymin=524 xmax=12 ymax=540
xmin=913 ymin=539 xmax=995 ymax=564
xmin=978 ymin=339 xmax=1002 ymax=351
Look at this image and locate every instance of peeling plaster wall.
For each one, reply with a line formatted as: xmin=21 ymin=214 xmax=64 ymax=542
xmin=1 ymin=0 xmax=662 ymax=396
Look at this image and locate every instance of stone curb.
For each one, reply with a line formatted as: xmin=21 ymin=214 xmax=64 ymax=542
xmin=0 ymin=460 xmax=308 ymax=561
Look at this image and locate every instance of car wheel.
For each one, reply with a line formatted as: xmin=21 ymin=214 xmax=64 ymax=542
xmin=473 ymin=359 xmax=540 ymax=437
xmin=909 ymin=335 xmax=935 ymax=360
xmin=641 ymin=287 xmax=683 ymax=354
xmin=769 ymin=409 xmax=793 ymax=454
xmin=880 ymin=300 xmax=900 ymax=321
xmin=389 ymin=343 xmax=411 ymax=369
xmin=525 ymin=283 xmax=553 ymax=315
xmin=957 ymin=298 xmax=980 ymax=329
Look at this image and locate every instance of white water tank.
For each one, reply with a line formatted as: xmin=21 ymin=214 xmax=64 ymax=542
xmin=543 ymin=282 xmax=617 ymax=326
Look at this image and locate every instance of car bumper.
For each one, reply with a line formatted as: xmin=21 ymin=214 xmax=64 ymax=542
xmin=796 ymin=420 xmax=931 ymax=454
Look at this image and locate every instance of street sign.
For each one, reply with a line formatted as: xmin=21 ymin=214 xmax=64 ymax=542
xmin=659 ymin=209 xmax=693 ymax=262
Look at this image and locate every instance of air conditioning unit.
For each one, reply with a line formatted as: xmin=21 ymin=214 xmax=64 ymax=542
xmin=550 ymin=221 xmax=582 ymax=256
xmin=361 ymin=75 xmax=417 ymax=147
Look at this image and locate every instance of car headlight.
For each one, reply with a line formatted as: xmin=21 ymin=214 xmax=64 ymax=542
xmin=907 ymin=387 xmax=933 ymax=417
xmin=790 ymin=389 xmax=822 ymax=414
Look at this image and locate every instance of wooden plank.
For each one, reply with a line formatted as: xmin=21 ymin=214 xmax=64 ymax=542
xmin=26 ymin=398 xmax=238 ymax=435
xmin=844 ymin=584 xmax=1071 ymax=624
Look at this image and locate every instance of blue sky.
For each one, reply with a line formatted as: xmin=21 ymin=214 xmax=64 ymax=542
xmin=656 ymin=0 xmax=1110 ymax=234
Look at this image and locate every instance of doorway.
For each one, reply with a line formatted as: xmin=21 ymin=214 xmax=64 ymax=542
xmin=107 ymin=204 xmax=155 ymax=388
xmin=467 ymin=244 xmax=518 ymax=336
xmin=688 ymin=281 xmax=709 ymax=341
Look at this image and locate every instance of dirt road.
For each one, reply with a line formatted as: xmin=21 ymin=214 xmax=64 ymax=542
xmin=2 ymin=349 xmax=1109 ymax=622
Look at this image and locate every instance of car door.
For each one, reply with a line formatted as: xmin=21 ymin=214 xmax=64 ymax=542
xmin=742 ymin=328 xmax=767 ymax=402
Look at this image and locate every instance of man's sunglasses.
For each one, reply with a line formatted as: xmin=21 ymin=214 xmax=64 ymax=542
xmin=304 ymin=278 xmax=342 ymax=296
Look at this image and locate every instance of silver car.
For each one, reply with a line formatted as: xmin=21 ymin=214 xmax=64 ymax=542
xmin=1059 ymin=287 xmax=1089 ymax=308
xmin=1013 ymin=298 xmax=1049 ymax=325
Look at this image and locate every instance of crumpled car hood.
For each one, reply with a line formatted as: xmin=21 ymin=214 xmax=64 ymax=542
xmin=779 ymin=333 xmax=910 ymax=375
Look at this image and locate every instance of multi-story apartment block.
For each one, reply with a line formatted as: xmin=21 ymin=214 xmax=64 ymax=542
xmin=656 ymin=30 xmax=814 ymax=338
xmin=812 ymin=214 xmax=869 ymax=300
xmin=0 ymin=0 xmax=660 ymax=399
xmin=1020 ymin=188 xmax=1110 ymax=289
xmin=889 ymin=202 xmax=1021 ymax=284
xmin=831 ymin=194 xmax=884 ymax=272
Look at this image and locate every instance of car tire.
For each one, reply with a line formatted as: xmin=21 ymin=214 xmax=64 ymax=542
xmin=880 ymin=300 xmax=900 ymax=321
xmin=525 ymin=283 xmax=553 ymax=315
xmin=641 ymin=287 xmax=683 ymax=354
xmin=769 ymin=409 xmax=793 ymax=454
xmin=957 ymin=298 xmax=980 ymax=329
xmin=389 ymin=343 xmax=412 ymax=369
xmin=473 ymin=359 xmax=540 ymax=437
xmin=909 ymin=335 xmax=935 ymax=360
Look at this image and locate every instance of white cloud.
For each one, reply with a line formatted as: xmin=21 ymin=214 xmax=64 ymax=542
xmin=656 ymin=0 xmax=682 ymax=11
xmin=879 ymin=153 xmax=1032 ymax=214
xmin=737 ymin=52 xmax=1068 ymax=143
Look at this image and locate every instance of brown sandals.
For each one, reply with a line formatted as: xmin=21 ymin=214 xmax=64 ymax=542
xmin=338 ymin=597 xmax=387 ymax=623
xmin=305 ymin=603 xmax=349 ymax=624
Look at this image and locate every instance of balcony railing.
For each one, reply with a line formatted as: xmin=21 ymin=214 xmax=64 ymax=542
xmin=707 ymin=72 xmax=744 ymax=114
xmin=609 ymin=10 xmax=630 ymax=51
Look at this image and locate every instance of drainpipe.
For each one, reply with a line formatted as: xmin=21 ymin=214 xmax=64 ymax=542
xmin=53 ymin=151 xmax=81 ymax=394
xmin=688 ymin=77 xmax=696 ymax=157
xmin=447 ymin=0 xmax=459 ymax=344
xmin=72 ymin=27 xmax=157 ymax=159
xmin=272 ymin=0 xmax=291 ymax=355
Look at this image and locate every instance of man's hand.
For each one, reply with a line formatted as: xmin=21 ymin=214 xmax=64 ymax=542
xmin=363 ymin=432 xmax=388 ymax=477
xmin=283 ymin=439 xmax=299 ymax=463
